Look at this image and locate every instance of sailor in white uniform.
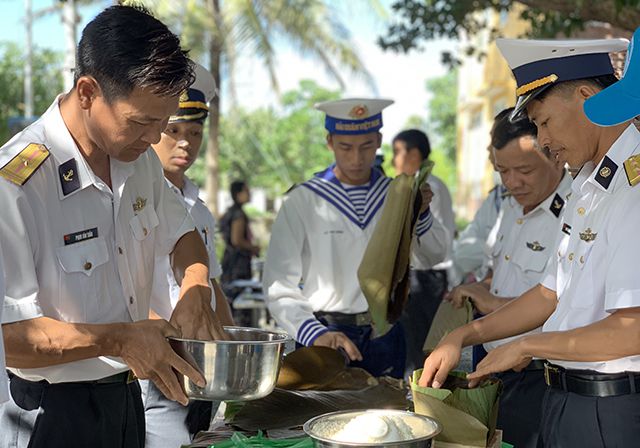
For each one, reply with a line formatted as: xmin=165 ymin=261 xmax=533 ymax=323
xmin=141 ymin=61 xmax=235 ymax=448
xmin=419 ymin=37 xmax=640 ymax=447
xmin=447 ymin=109 xmax=571 ymax=448
xmin=263 ymin=98 xmax=449 ymax=378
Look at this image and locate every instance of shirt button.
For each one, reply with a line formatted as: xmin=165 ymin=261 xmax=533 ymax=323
xmin=516 ymin=219 xmax=523 ymax=225
xmin=129 ymin=296 xmax=134 ymax=304
xmin=577 ymin=207 xmax=586 ymax=216
xmin=499 ymin=235 xmax=504 ymax=242
xmin=568 ymin=253 xmax=574 ymax=261
xmin=504 ymin=255 xmax=510 ymax=261
xmin=118 ymin=247 xmax=123 ymax=255
xmin=143 ymin=228 xmax=148 ymax=237
xmin=83 ymin=262 xmax=92 ymax=270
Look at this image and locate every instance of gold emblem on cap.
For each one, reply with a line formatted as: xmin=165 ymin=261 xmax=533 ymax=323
xmin=133 ymin=197 xmax=147 ymax=213
xmin=179 ymin=90 xmax=189 ymax=103
xmin=62 ymin=169 xmax=74 ymax=182
xmin=599 ymin=166 xmax=612 ymax=178
xmin=349 ymin=105 xmax=369 ymax=119
xmin=579 ymin=228 xmax=597 ymax=242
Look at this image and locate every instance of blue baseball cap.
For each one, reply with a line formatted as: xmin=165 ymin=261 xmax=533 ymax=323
xmin=585 ymin=28 xmax=640 ymax=127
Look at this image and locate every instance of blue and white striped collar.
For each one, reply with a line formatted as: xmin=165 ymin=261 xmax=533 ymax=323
xmin=302 ymin=164 xmax=390 ymax=229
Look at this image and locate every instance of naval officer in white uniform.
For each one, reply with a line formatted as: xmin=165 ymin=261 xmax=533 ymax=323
xmin=142 ymin=61 xmax=235 ymax=448
xmin=263 ymin=98 xmax=449 ymax=378
xmin=448 ymin=108 xmax=571 ymax=447
xmin=419 ymin=37 xmax=640 ymax=447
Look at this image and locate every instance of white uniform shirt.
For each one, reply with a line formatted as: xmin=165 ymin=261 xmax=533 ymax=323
xmin=0 ymin=247 xmax=8 ymax=403
xmin=0 ymin=97 xmax=194 ymax=383
xmin=541 ymin=125 xmax=640 ymax=373
xmin=151 ymin=177 xmax=222 ymax=321
xmin=263 ymin=166 xmax=449 ymax=346
xmin=483 ymin=173 xmax=572 ymax=352
xmin=426 ymin=174 xmax=456 ymax=273
xmin=449 ymin=185 xmax=506 ymax=286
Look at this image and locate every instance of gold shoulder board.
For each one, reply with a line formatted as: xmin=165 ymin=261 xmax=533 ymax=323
xmin=624 ymin=154 xmax=640 ymax=187
xmin=0 ymin=143 xmax=49 ymax=186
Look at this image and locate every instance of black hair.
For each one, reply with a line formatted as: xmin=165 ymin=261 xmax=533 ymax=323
xmin=74 ymin=4 xmax=194 ymax=102
xmin=392 ymin=129 xmax=431 ymax=160
xmin=535 ymin=74 xmax=619 ymax=103
xmin=491 ymin=107 xmax=538 ymax=150
xmin=230 ymin=180 xmax=247 ymax=204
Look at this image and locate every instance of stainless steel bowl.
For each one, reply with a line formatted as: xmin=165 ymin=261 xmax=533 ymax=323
xmin=304 ymin=410 xmax=442 ymax=448
xmin=169 ymin=327 xmax=290 ymax=401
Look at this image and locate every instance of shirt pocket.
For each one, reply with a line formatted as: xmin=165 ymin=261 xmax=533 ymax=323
xmin=129 ymin=207 xmax=160 ymax=241
xmin=56 ymin=237 xmax=109 ymax=276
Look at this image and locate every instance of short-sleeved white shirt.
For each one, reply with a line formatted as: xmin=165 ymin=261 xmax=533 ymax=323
xmin=151 ymin=177 xmax=222 ymax=321
xmin=541 ymin=125 xmax=640 ymax=373
xmin=0 ymin=247 xmax=8 ymax=403
xmin=483 ymin=173 xmax=572 ymax=352
xmin=0 ymin=97 xmax=194 ymax=383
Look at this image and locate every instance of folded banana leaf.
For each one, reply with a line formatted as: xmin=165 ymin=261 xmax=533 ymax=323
xmin=411 ymin=369 xmax=502 ymax=447
xmin=226 ymin=381 xmax=409 ymax=431
xmin=276 ymin=346 xmax=376 ymax=392
xmin=423 ymin=298 xmax=474 ymax=354
xmin=358 ymin=160 xmax=434 ymax=335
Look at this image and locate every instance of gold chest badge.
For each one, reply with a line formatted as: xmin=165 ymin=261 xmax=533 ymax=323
xmin=579 ymin=228 xmax=597 ymax=242
xmin=133 ymin=197 xmax=147 ymax=213
xmin=526 ymin=241 xmax=545 ymax=252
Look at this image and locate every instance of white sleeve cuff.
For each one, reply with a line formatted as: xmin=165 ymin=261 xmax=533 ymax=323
xmin=605 ymin=288 xmax=640 ymax=313
xmin=2 ymin=299 xmax=44 ymax=323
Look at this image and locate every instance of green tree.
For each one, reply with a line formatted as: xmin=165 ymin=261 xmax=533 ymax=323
xmin=379 ymin=0 xmax=637 ymax=65
xmin=427 ymin=70 xmax=458 ymax=194
xmin=0 ymin=42 xmax=64 ymax=144
xmin=189 ymin=80 xmax=339 ymax=195
xmin=141 ymin=0 xmax=379 ymax=215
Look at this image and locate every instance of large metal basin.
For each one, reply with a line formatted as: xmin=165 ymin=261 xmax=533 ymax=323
xmin=169 ymin=327 xmax=290 ymax=401
xmin=304 ymin=410 xmax=442 ymax=448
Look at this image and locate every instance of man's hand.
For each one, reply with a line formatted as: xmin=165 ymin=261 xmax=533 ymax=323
xmin=313 ymin=331 xmax=363 ymax=362
xmin=419 ymin=183 xmax=434 ymax=215
xmin=418 ymin=332 xmax=464 ymax=388
xmin=116 ymin=319 xmax=205 ymax=406
xmin=171 ymin=283 xmax=228 ymax=341
xmin=466 ymin=338 xmax=531 ymax=387
xmin=446 ymin=282 xmax=503 ymax=315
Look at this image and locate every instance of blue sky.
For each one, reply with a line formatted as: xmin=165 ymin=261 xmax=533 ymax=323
xmin=0 ymin=0 xmax=457 ymax=143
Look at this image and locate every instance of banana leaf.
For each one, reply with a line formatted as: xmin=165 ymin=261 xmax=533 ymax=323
xmin=411 ymin=370 xmax=501 ymax=447
xmin=423 ymin=298 xmax=474 ymax=354
xmin=276 ymin=346 xmax=377 ymax=391
xmin=226 ymin=381 xmax=409 ymax=431
xmin=358 ymin=160 xmax=434 ymax=335
xmin=209 ymin=432 xmax=314 ymax=448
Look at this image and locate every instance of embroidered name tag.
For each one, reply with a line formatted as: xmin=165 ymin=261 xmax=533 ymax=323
xmin=64 ymin=227 xmax=98 ymax=246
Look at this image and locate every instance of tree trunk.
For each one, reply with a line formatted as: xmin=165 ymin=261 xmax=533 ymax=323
xmin=24 ymin=0 xmax=33 ymax=117
xmin=61 ymin=0 xmax=77 ymax=92
xmin=206 ymin=0 xmax=222 ymax=217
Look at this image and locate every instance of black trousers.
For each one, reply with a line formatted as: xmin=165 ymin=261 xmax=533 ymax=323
xmin=399 ymin=269 xmax=448 ymax=377
xmin=496 ymin=368 xmax=546 ymax=448
xmin=0 ymin=374 xmax=145 ymax=448
xmin=539 ymin=386 xmax=640 ymax=447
